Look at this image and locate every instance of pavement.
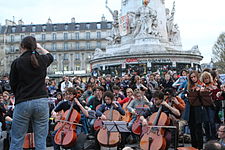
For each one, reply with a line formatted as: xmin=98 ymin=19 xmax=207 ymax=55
xmin=46 ymin=141 xmax=192 ymax=150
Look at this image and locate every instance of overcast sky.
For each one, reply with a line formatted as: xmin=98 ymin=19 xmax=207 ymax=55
xmin=0 ymin=0 xmax=225 ymax=63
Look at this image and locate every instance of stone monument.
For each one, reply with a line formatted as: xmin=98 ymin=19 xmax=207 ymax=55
xmin=90 ymin=0 xmax=203 ymax=75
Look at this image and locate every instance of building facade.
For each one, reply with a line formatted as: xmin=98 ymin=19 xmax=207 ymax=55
xmin=0 ymin=18 xmax=112 ymax=77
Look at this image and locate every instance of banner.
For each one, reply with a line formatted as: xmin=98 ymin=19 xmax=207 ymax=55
xmin=119 ymin=15 xmax=130 ymax=36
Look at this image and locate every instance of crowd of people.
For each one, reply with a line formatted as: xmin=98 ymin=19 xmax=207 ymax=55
xmin=1 ymin=67 xmax=225 ymax=150
xmin=0 ymin=36 xmax=225 ymax=150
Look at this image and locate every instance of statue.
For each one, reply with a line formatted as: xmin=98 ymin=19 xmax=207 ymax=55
xmin=166 ymin=1 xmax=175 ymax=38
xmin=190 ymin=45 xmax=201 ymax=55
xmin=122 ymin=0 xmax=128 ymax=5
xmin=105 ymin=0 xmax=121 ymax=44
xmin=170 ymin=24 xmax=181 ymax=45
xmin=127 ymin=11 xmax=136 ymax=34
xmin=133 ymin=0 xmax=158 ymax=37
xmin=94 ymin=48 xmax=104 ymax=57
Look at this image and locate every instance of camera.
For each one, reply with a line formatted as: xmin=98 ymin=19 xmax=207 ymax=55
xmin=0 ymin=80 xmax=11 ymax=92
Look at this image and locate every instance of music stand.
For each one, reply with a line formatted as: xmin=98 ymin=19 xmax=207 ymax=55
xmin=102 ymin=121 xmax=130 ymax=149
xmin=103 ymin=121 xmax=130 ymax=133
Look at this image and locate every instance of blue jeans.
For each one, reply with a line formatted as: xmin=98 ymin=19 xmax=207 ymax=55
xmin=204 ymin=106 xmax=217 ymax=141
xmin=10 ymin=98 xmax=49 ymax=150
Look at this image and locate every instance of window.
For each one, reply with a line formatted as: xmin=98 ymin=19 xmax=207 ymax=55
xmin=97 ymin=23 xmax=101 ymax=29
xmin=64 ymin=24 xmax=68 ymax=30
xmin=97 ymin=42 xmax=101 ymax=48
xmin=86 ymin=24 xmax=90 ymax=29
xmin=32 ymin=26 xmax=36 ymax=32
xmin=64 ymin=33 xmax=68 ymax=40
xmin=75 ymin=32 xmax=79 ymax=40
xmin=42 ymin=25 xmax=46 ymax=31
xmin=41 ymin=34 xmax=46 ymax=41
xmin=52 ymin=65 xmax=57 ymax=72
xmin=52 ymin=54 xmax=57 ymax=60
xmin=64 ymin=42 xmax=68 ymax=50
xmin=22 ymin=26 xmax=26 ymax=32
xmin=10 ymin=35 xmax=14 ymax=42
xmin=87 ymin=53 xmax=92 ymax=59
xmin=53 ymin=25 xmax=57 ymax=31
xmin=21 ymin=35 xmax=25 ymax=40
xmin=86 ymin=42 xmax=90 ymax=49
xmin=52 ymin=33 xmax=57 ymax=40
xmin=81 ymin=53 xmax=84 ymax=60
xmin=75 ymin=53 xmax=80 ymax=60
xmin=11 ymin=27 xmax=16 ymax=33
xmin=75 ymin=64 xmax=81 ymax=71
xmin=64 ymin=53 xmax=69 ymax=60
xmin=52 ymin=43 xmax=57 ymax=51
xmin=86 ymin=32 xmax=90 ymax=40
xmin=107 ymin=23 xmax=112 ymax=28
xmin=10 ymin=46 xmax=15 ymax=52
xmin=75 ymin=24 xmax=80 ymax=30
xmin=75 ymin=42 xmax=80 ymax=50
xmin=97 ymin=32 xmax=101 ymax=39
xmin=64 ymin=66 xmax=69 ymax=71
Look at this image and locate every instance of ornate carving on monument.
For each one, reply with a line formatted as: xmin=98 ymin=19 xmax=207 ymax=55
xmin=166 ymin=1 xmax=175 ymax=40
xmin=105 ymin=0 xmax=121 ymax=44
xmin=170 ymin=24 xmax=181 ymax=45
xmin=122 ymin=0 xmax=128 ymax=6
xmin=94 ymin=48 xmax=104 ymax=57
xmin=166 ymin=1 xmax=182 ymax=46
xmin=133 ymin=0 xmax=159 ymax=37
xmin=190 ymin=45 xmax=201 ymax=55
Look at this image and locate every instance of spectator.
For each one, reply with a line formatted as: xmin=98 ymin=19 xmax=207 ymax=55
xmin=60 ymin=76 xmax=73 ymax=93
xmin=204 ymin=140 xmax=222 ymax=150
xmin=218 ymin=124 xmax=225 ymax=148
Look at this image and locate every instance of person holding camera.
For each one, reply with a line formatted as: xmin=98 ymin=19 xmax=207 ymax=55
xmin=9 ymin=36 xmax=53 ymax=150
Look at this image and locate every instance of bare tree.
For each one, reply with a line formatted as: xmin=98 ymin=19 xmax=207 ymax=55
xmin=212 ymin=32 xmax=225 ymax=73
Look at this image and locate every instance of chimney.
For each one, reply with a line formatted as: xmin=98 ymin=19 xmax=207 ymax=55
xmin=18 ymin=19 xmax=24 ymax=25
xmin=71 ymin=17 xmax=75 ymax=23
xmin=47 ymin=17 xmax=52 ymax=24
xmin=5 ymin=19 xmax=15 ymax=26
xmin=101 ymin=14 xmax=106 ymax=22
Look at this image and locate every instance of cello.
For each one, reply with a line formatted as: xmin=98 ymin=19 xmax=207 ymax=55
xmin=54 ymin=98 xmax=81 ymax=147
xmin=97 ymin=105 xmax=122 ymax=147
xmin=23 ymin=133 xmax=35 ymax=149
xmin=131 ymin=104 xmax=149 ymax=135
xmin=140 ymin=105 xmax=170 ymax=150
xmin=93 ymin=104 xmax=104 ymax=131
xmin=23 ymin=120 xmax=35 ymax=149
xmin=121 ymin=99 xmax=132 ymax=122
xmin=53 ymin=110 xmax=64 ymax=131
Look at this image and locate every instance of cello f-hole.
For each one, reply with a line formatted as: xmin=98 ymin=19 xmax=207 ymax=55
xmin=148 ymin=137 xmax=153 ymax=150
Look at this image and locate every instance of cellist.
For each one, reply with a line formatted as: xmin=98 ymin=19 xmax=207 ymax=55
xmin=140 ymin=90 xmax=181 ymax=123
xmin=51 ymin=87 xmax=89 ymax=150
xmin=96 ymin=91 xmax=125 ymax=120
xmin=95 ymin=91 xmax=125 ymax=149
xmin=139 ymin=90 xmax=180 ymax=149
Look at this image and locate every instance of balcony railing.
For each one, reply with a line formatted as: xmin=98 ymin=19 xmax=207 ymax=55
xmin=6 ymin=36 xmax=107 ymax=43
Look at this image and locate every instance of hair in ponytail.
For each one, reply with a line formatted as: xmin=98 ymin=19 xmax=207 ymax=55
xmin=20 ymin=36 xmax=40 ymax=68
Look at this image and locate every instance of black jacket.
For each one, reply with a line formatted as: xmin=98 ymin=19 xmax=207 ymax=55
xmin=9 ymin=51 xmax=53 ymax=105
